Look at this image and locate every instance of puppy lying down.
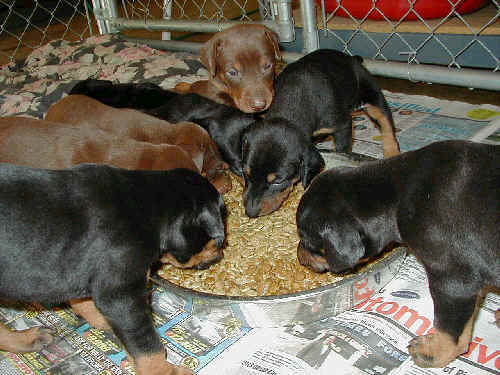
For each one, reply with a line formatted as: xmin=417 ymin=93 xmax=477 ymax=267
xmin=296 ymin=140 xmax=499 ymax=368
xmin=0 ymin=116 xmax=200 ymax=173
xmin=0 ymin=165 xmax=226 ymax=375
xmin=44 ymin=94 xmax=232 ymax=193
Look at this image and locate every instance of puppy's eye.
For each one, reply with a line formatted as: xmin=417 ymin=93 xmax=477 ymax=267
xmin=263 ymin=62 xmax=272 ymax=71
xmin=267 ymin=173 xmax=283 ymax=186
xmin=226 ymin=68 xmax=239 ymax=78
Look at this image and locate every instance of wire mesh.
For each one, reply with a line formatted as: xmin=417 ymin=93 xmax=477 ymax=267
xmin=317 ymin=0 xmax=499 ymax=72
xmin=0 ymin=0 xmax=94 ymax=65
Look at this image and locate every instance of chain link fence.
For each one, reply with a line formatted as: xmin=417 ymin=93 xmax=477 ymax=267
xmin=309 ymin=0 xmax=499 ymax=89
xmin=1 ymin=0 xmax=499 ymax=89
xmin=0 ymin=0 xmax=94 ymax=65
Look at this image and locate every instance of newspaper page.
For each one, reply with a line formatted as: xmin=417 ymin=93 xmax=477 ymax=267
xmin=199 ymin=256 xmax=499 ymax=375
xmin=318 ymin=91 xmax=500 ymax=160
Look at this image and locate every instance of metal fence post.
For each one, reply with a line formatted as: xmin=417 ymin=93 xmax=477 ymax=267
xmin=271 ymin=0 xmax=295 ymax=42
xmin=299 ymin=0 xmax=319 ymax=53
xmin=93 ymin=0 xmax=119 ymax=34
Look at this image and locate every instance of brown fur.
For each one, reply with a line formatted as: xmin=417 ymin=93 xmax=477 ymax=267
xmin=44 ymin=94 xmax=232 ymax=193
xmin=174 ymin=24 xmax=281 ymax=113
xmin=0 ymin=117 xmax=200 ymax=173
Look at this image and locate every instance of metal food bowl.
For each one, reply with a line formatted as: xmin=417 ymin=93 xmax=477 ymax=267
xmin=151 ymin=151 xmax=406 ymax=328
xmin=151 ymin=247 xmax=407 ymax=329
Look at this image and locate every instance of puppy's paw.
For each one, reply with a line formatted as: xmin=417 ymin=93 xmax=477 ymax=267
xmin=174 ymin=82 xmax=193 ymax=93
xmin=408 ymin=332 xmax=466 ymax=368
xmin=5 ymin=326 xmax=54 ymax=353
xmin=136 ymin=352 xmax=195 ymax=375
xmin=408 ymin=335 xmax=436 ymax=368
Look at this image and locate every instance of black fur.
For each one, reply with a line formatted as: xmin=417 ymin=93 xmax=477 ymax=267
xmin=69 ymin=79 xmax=255 ymax=176
xmin=240 ymin=49 xmax=393 ymax=217
xmin=146 ymin=93 xmax=256 ymax=176
xmin=70 ymin=79 xmax=178 ymax=110
xmin=297 ymin=140 xmax=499 ymax=359
xmin=0 ymin=164 xmax=225 ymax=359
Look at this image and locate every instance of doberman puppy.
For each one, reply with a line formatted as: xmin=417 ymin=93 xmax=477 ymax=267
xmin=296 ymin=140 xmax=499 ymax=368
xmin=68 ymin=79 xmax=256 ymax=178
xmin=174 ymin=24 xmax=282 ymax=113
xmin=45 ymin=94 xmax=232 ymax=193
xmin=0 ymin=116 xmax=200 ymax=175
xmin=147 ymin=93 xmax=256 ymax=178
xmin=0 ymin=165 xmax=226 ymax=375
xmin=240 ymin=49 xmax=400 ymax=217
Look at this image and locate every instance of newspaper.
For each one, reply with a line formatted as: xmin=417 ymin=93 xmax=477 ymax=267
xmin=198 ymin=256 xmax=499 ymax=375
xmin=318 ymin=91 xmax=500 ymax=162
xmin=0 ymin=93 xmax=498 ymax=374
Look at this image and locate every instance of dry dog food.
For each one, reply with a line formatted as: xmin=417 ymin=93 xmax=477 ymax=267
xmin=158 ymin=174 xmax=344 ymax=297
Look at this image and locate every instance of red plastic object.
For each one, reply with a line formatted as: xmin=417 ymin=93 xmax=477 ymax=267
xmin=319 ymin=0 xmax=489 ymax=21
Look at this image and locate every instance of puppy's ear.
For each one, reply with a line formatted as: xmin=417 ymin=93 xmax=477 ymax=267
xmin=300 ymin=145 xmax=325 ymax=188
xmin=322 ymin=219 xmax=366 ymax=273
xmin=199 ymin=36 xmax=221 ymax=78
xmin=198 ymin=207 xmax=226 ymax=248
xmin=264 ymin=29 xmax=282 ymax=61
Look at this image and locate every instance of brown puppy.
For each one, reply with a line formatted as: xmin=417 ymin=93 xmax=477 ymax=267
xmin=0 ymin=117 xmax=199 ymax=173
xmin=174 ymin=24 xmax=281 ymax=113
xmin=45 ymin=94 xmax=231 ymax=193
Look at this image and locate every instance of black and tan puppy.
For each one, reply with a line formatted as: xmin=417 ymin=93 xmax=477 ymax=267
xmin=240 ymin=49 xmax=400 ymax=217
xmin=147 ymin=93 xmax=256 ymax=178
xmin=296 ymin=140 xmax=499 ymax=368
xmin=0 ymin=164 xmax=226 ymax=375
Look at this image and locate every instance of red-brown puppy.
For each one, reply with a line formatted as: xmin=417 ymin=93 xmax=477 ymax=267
xmin=45 ymin=94 xmax=231 ymax=193
xmin=174 ymin=24 xmax=281 ymax=113
xmin=0 ymin=117 xmax=199 ymax=174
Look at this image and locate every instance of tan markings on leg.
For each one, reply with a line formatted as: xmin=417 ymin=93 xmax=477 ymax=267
xmin=160 ymin=239 xmax=223 ymax=269
xmin=363 ymin=104 xmax=400 ymax=158
xmin=205 ymin=170 xmax=232 ymax=194
xmin=135 ymin=352 xmax=194 ymax=375
xmin=312 ymin=128 xmax=335 ymax=138
xmin=173 ymin=82 xmax=192 ymax=94
xmin=69 ymin=298 xmax=112 ymax=331
xmin=0 ymin=322 xmax=53 ymax=353
xmin=408 ymin=294 xmax=481 ymax=368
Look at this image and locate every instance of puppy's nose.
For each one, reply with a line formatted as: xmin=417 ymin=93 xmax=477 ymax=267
xmin=244 ymin=200 xmax=261 ymax=218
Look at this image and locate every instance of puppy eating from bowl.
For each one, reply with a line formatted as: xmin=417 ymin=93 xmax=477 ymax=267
xmin=0 ymin=165 xmax=226 ymax=375
xmin=240 ymin=49 xmax=400 ymax=218
xmin=296 ymin=140 xmax=499 ymax=368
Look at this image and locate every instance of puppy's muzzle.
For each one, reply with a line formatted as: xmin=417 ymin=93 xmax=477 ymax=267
xmin=297 ymin=243 xmax=330 ymax=273
xmin=161 ymin=236 xmax=225 ymax=269
xmin=243 ymin=184 xmax=295 ymax=218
